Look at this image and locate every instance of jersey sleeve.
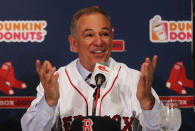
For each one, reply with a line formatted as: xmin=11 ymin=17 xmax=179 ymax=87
xmin=123 ymin=64 xmax=161 ymax=130
xmin=21 ymin=83 xmax=58 ymax=131
xmin=140 ymin=97 xmax=160 ymax=131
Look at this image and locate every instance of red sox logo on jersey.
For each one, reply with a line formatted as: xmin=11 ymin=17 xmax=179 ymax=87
xmin=82 ymin=119 xmax=93 ymax=131
xmin=63 ymin=115 xmax=134 ymax=131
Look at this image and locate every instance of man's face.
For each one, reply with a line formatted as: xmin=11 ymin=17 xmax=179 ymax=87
xmin=71 ymin=13 xmax=113 ymax=71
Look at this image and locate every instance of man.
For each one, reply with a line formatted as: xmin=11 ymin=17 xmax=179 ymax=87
xmin=21 ymin=7 xmax=160 ymax=131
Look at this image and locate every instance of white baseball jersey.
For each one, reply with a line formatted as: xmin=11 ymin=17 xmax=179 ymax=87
xmin=21 ymin=57 xmax=160 ymax=131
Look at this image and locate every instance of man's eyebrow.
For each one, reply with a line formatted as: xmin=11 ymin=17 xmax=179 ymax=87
xmin=102 ymin=27 xmax=111 ymax=31
xmin=83 ymin=28 xmax=93 ymax=33
xmin=82 ymin=27 xmax=111 ymax=35
xmin=81 ymin=28 xmax=92 ymax=35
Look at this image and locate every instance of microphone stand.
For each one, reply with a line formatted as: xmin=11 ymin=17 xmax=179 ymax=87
xmin=92 ymin=73 xmax=105 ymax=116
xmin=92 ymin=86 xmax=100 ymax=116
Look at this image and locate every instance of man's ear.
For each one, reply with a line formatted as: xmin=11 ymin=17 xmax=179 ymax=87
xmin=68 ymin=35 xmax=78 ymax=53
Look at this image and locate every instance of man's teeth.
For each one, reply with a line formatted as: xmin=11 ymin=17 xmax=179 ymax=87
xmin=94 ymin=50 xmax=103 ymax=53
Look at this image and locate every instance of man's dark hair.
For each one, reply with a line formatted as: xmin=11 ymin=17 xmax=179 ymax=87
xmin=70 ymin=7 xmax=112 ymax=38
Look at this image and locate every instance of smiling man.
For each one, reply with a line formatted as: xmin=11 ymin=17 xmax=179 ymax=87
xmin=69 ymin=9 xmax=113 ymax=72
xmin=21 ymin=7 xmax=160 ymax=131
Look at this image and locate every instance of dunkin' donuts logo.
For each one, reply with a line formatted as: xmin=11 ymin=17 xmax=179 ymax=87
xmin=0 ymin=20 xmax=47 ymax=42
xmin=150 ymin=15 xmax=192 ymax=42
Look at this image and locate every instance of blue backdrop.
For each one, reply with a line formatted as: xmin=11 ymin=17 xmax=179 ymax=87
xmin=0 ymin=0 xmax=194 ymax=130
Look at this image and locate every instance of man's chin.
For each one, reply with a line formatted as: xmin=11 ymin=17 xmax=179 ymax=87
xmin=93 ymin=59 xmax=108 ymax=66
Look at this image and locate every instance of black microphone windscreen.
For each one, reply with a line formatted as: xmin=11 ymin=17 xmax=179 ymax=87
xmin=95 ymin=73 xmax=105 ymax=86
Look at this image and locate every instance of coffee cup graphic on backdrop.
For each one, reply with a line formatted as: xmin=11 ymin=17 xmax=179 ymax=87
xmin=151 ymin=15 xmax=167 ymax=41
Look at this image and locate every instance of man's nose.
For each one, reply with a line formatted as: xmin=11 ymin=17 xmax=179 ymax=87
xmin=94 ymin=35 xmax=102 ymax=46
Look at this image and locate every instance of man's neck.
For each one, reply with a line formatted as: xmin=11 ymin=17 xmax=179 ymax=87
xmin=76 ymin=60 xmax=92 ymax=80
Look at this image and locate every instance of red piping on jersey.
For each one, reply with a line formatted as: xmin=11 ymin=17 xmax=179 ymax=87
xmin=99 ymin=66 xmax=121 ymax=116
xmin=65 ymin=68 xmax=88 ymax=116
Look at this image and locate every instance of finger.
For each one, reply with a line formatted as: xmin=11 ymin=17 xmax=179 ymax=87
xmin=145 ymin=57 xmax=151 ymax=63
xmin=54 ymin=72 xmax=59 ymax=83
xmin=45 ymin=67 xmax=57 ymax=83
xmin=139 ymin=73 xmax=146 ymax=89
xmin=140 ymin=58 xmax=154 ymax=87
xmin=38 ymin=61 xmax=49 ymax=84
xmin=45 ymin=60 xmax=53 ymax=73
xmin=142 ymin=61 xmax=150 ymax=75
xmin=50 ymin=72 xmax=59 ymax=87
xmin=42 ymin=61 xmax=54 ymax=82
xmin=36 ymin=59 xmax=41 ymax=75
xmin=140 ymin=60 xmax=146 ymax=73
xmin=143 ymin=63 xmax=151 ymax=86
xmin=144 ymin=61 xmax=154 ymax=87
xmin=40 ymin=60 xmax=49 ymax=77
xmin=152 ymin=55 xmax=158 ymax=70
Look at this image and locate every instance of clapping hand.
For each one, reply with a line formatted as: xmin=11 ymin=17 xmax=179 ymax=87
xmin=136 ymin=55 xmax=158 ymax=110
xmin=36 ymin=60 xmax=60 ymax=106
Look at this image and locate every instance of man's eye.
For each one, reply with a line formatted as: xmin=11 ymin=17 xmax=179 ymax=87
xmin=101 ymin=33 xmax=110 ymax=36
xmin=85 ymin=34 xmax=94 ymax=37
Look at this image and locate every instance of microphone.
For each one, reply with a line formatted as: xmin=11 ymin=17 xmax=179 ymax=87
xmin=91 ymin=63 xmax=111 ymax=116
xmin=95 ymin=73 xmax=106 ymax=88
xmin=92 ymin=73 xmax=106 ymax=116
xmin=90 ymin=62 xmax=111 ymax=87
